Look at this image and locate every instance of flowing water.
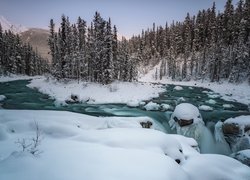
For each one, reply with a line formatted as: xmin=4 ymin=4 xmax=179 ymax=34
xmin=1 ymin=80 xmax=249 ymax=154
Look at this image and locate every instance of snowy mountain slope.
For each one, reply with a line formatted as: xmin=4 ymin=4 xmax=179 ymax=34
xmin=0 ymin=15 xmax=28 ymax=34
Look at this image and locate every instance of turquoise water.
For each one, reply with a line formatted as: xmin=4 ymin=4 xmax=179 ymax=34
xmin=1 ymin=80 xmax=249 ymax=124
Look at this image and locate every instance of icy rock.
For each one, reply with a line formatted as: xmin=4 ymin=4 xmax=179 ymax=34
xmin=140 ymin=121 xmax=153 ymax=129
xmin=205 ymin=99 xmax=216 ymax=104
xmin=161 ymin=104 xmax=172 ymax=111
xmin=170 ymin=103 xmax=203 ymax=125
xmin=144 ymin=101 xmax=160 ymax=111
xmin=177 ymin=97 xmax=186 ymax=102
xmin=230 ymin=149 xmax=250 ymax=167
xmin=199 ymin=105 xmax=213 ymax=111
xmin=223 ymin=104 xmax=234 ymax=109
xmin=174 ymin=86 xmax=183 ymax=91
xmin=169 ymin=103 xmax=207 ymax=149
xmin=0 ymin=95 xmax=6 ymax=101
xmin=222 ymin=116 xmax=250 ymax=152
xmin=65 ymin=94 xmax=80 ymax=104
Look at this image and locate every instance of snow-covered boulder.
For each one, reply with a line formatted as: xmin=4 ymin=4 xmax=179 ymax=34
xmin=222 ymin=116 xmax=250 ymax=152
xmin=144 ymin=101 xmax=160 ymax=111
xmin=168 ymin=103 xmax=218 ymax=153
xmin=230 ymin=149 xmax=250 ymax=167
xmin=205 ymin=99 xmax=216 ymax=104
xmin=169 ymin=103 xmax=203 ymax=128
xmin=0 ymin=95 xmax=6 ymax=101
xmin=65 ymin=94 xmax=80 ymax=104
xmin=223 ymin=104 xmax=234 ymax=109
xmin=161 ymin=104 xmax=172 ymax=111
xmin=174 ymin=86 xmax=183 ymax=91
xmin=198 ymin=105 xmax=213 ymax=111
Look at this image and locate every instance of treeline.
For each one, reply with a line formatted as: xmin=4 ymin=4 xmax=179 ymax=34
xmin=48 ymin=12 xmax=138 ymax=84
xmin=129 ymin=0 xmax=250 ymax=83
xmin=0 ymin=24 xmax=49 ymax=76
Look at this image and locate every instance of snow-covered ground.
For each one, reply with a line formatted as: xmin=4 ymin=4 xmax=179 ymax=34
xmin=140 ymin=67 xmax=250 ymax=106
xmin=0 ymin=74 xmax=38 ymax=82
xmin=0 ymin=109 xmax=250 ymax=180
xmin=27 ymin=77 xmax=164 ymax=106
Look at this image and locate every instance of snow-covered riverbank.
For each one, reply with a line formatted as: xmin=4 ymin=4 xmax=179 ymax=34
xmin=0 ymin=109 xmax=249 ymax=180
xmin=140 ymin=68 xmax=250 ymax=106
xmin=27 ymin=77 xmax=165 ymax=106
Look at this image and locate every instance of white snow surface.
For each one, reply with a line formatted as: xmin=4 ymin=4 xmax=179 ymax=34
xmin=0 ymin=109 xmax=250 ymax=180
xmin=144 ymin=101 xmax=160 ymax=111
xmin=140 ymin=69 xmax=250 ymax=105
xmin=224 ymin=115 xmax=250 ymax=126
xmin=28 ymin=77 xmax=164 ymax=105
xmin=198 ymin=105 xmax=213 ymax=111
xmin=0 ymin=74 xmax=38 ymax=82
xmin=170 ymin=103 xmax=203 ymax=124
xmin=174 ymin=86 xmax=183 ymax=91
xmin=206 ymin=99 xmax=216 ymax=104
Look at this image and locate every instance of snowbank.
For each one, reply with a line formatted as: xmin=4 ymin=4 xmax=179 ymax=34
xmin=140 ymin=71 xmax=250 ymax=105
xmin=27 ymin=77 xmax=164 ymax=106
xmin=0 ymin=74 xmax=38 ymax=82
xmin=0 ymin=109 xmax=249 ymax=180
xmin=225 ymin=115 xmax=250 ymax=126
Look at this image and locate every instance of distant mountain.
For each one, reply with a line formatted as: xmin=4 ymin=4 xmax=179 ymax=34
xmin=0 ymin=15 xmax=51 ymax=60
xmin=20 ymin=28 xmax=51 ymax=60
xmin=0 ymin=15 xmax=28 ymax=34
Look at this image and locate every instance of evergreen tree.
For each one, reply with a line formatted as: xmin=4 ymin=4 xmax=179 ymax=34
xmin=103 ymin=18 xmax=114 ymax=84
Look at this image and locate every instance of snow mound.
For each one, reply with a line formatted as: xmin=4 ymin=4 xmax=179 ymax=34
xmin=223 ymin=104 xmax=234 ymax=109
xmin=170 ymin=103 xmax=203 ymax=123
xmin=199 ymin=105 xmax=213 ymax=111
xmin=161 ymin=104 xmax=172 ymax=111
xmin=231 ymin=149 xmax=250 ymax=167
xmin=0 ymin=109 xmax=250 ymax=180
xmin=0 ymin=95 xmax=6 ymax=101
xmin=144 ymin=101 xmax=160 ymax=111
xmin=206 ymin=99 xmax=216 ymax=104
xmin=224 ymin=115 xmax=250 ymax=126
xmin=182 ymin=154 xmax=250 ymax=180
xmin=174 ymin=86 xmax=183 ymax=91
xmin=126 ymin=100 xmax=140 ymax=107
xmin=177 ymin=97 xmax=186 ymax=102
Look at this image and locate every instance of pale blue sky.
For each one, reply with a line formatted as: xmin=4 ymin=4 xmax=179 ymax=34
xmin=0 ymin=0 xmax=235 ymax=38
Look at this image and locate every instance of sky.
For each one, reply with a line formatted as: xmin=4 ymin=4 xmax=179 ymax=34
xmin=0 ymin=0 xmax=235 ymax=39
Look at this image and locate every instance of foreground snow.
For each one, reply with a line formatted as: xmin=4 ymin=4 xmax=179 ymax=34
xmin=0 ymin=110 xmax=250 ymax=180
xmin=140 ymin=68 xmax=250 ymax=105
xmin=27 ymin=77 xmax=164 ymax=106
